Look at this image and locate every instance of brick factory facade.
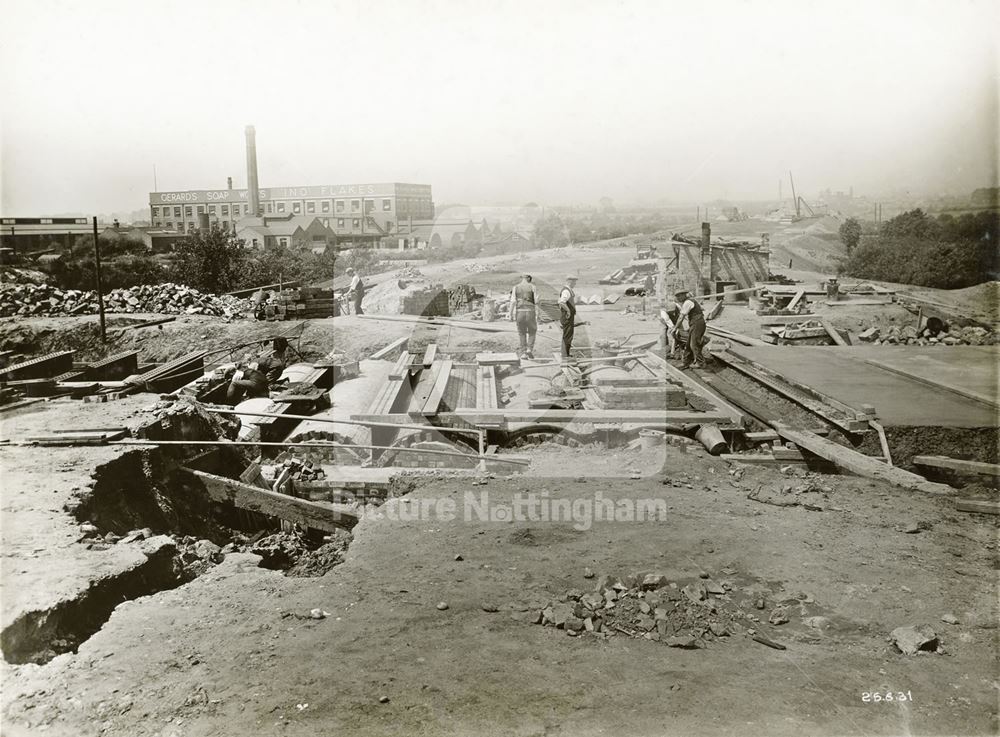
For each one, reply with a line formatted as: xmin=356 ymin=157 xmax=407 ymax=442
xmin=148 ymin=183 xmax=434 ymax=245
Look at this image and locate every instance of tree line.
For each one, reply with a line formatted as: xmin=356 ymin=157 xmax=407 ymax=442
xmin=839 ymin=209 xmax=998 ymax=288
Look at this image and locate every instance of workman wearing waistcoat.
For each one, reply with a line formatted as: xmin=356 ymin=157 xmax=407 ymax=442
xmin=559 ymin=275 xmax=579 ymax=360
xmin=672 ymin=289 xmax=706 ymax=369
xmin=508 ymin=274 xmax=538 ymax=359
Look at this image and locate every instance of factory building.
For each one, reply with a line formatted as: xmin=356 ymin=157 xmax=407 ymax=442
xmin=148 ymin=182 xmax=434 ymax=248
xmin=0 ymin=217 xmax=93 ymax=255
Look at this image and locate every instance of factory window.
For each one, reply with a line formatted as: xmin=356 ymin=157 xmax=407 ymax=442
xmin=382 ymin=198 xmax=392 ymax=211
xmin=151 ymin=206 xmax=159 ymax=216
xmin=266 ymin=203 xmax=273 ymax=214
xmin=279 ymin=237 xmax=288 ymax=247
xmin=222 ymin=220 xmax=229 ymax=230
xmin=385 ymin=220 xmax=393 ymax=231
xmin=293 ymin=202 xmax=301 ymax=214
xmin=196 ymin=205 xmax=204 ymax=215
xmin=221 ymin=205 xmax=229 ymax=216
xmin=208 ymin=205 xmax=216 ymax=214
xmin=364 ymin=199 xmax=374 ymax=213
xmin=352 ymin=218 xmax=360 ymax=229
xmin=174 ymin=207 xmax=181 ymax=217
xmin=321 ymin=201 xmax=330 ymax=213
xmin=306 ymin=201 xmax=315 ymax=213
xmin=276 ymin=202 xmax=285 ymax=213
xmin=322 ymin=218 xmax=329 ymax=227
xmin=185 ymin=206 xmax=193 ymax=217
xmin=244 ymin=204 xmax=250 ymax=214
xmin=337 ymin=218 xmax=345 ymax=228
xmin=351 ymin=199 xmax=360 ymax=212
xmin=336 ymin=200 xmax=345 ymax=212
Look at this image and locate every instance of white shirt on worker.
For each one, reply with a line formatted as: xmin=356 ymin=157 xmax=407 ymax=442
xmin=349 ymin=274 xmax=361 ymax=292
xmin=558 ymin=287 xmax=575 ymax=304
xmin=677 ymin=298 xmax=697 ymax=330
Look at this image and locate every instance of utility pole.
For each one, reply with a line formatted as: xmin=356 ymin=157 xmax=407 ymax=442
xmin=92 ymin=217 xmax=107 ymax=343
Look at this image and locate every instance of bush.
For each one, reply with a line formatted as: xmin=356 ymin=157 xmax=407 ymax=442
xmin=43 ymin=235 xmax=168 ymax=291
xmin=842 ymin=210 xmax=998 ymax=288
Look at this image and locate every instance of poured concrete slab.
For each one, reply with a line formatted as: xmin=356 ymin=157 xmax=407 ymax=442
xmin=730 ymin=345 xmax=998 ymax=428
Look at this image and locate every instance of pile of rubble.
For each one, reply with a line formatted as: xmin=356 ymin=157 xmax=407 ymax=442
xmin=527 ymin=568 xmax=796 ymax=647
xmin=395 ymin=266 xmax=424 ymax=279
xmin=0 ymin=282 xmax=249 ymax=318
xmin=465 ymin=263 xmax=494 ymax=273
xmin=857 ymin=324 xmax=997 ymax=346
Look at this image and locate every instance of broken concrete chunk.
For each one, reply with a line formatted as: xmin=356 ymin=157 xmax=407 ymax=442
xmin=708 ymin=622 xmax=729 ymax=637
xmin=940 ymin=613 xmax=959 ymax=625
xmin=890 ymin=625 xmax=939 ymax=655
xmin=768 ymin=606 xmax=789 ymax=625
xmin=480 ymin=602 xmax=499 ymax=613
xmin=704 ymin=580 xmax=725 ymax=595
xmin=682 ymin=582 xmax=707 ymax=603
xmin=641 ymin=573 xmax=669 ymax=590
xmin=666 ymin=636 xmax=699 ymax=649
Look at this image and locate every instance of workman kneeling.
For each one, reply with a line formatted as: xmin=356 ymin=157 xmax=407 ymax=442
xmin=227 ymin=337 xmax=288 ymax=404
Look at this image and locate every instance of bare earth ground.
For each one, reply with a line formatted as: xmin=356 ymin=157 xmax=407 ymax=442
xmin=2 ymin=234 xmax=999 ymax=736
xmin=1 ymin=438 xmax=998 ymax=736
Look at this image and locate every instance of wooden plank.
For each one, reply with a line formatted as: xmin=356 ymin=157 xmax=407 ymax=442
xmin=771 ymin=422 xmax=953 ymax=495
xmin=913 ymin=456 xmax=1000 ymax=477
xmin=786 ymin=289 xmax=806 ymax=310
xmin=868 ymin=419 xmax=893 ymax=466
xmin=706 ymin=326 xmax=770 ymax=347
xmin=484 ymin=366 xmax=499 ymax=409
xmin=421 ymin=359 xmax=453 ymax=416
xmin=821 ymin=320 xmax=849 ymax=347
xmin=421 ymin=343 xmax=438 ymax=367
xmin=745 ymin=430 xmax=780 ymax=441
xmin=476 ymin=352 xmax=520 ymax=367
xmin=759 ymin=314 xmax=819 ymax=325
xmin=183 ymin=468 xmax=358 ymax=532
xmin=370 ymin=336 xmax=409 ymax=361
xmin=954 ymin=499 xmax=1000 ymax=515
xmin=350 ymin=410 xmax=734 ymax=428
xmin=388 ymin=351 xmax=412 ymax=380
xmin=706 ymin=300 xmax=724 ymax=321
xmin=354 ymin=314 xmax=515 ymax=334
xmin=861 ymin=358 xmax=999 ymax=410
xmin=410 ymin=361 xmax=443 ymax=409
xmin=826 ymin=299 xmax=891 ymax=306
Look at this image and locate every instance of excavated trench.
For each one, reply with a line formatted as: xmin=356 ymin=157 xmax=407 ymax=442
xmin=1 ymin=444 xmax=362 ymax=666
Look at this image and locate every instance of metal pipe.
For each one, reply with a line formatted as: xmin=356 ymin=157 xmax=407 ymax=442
xmin=110 ymin=438 xmax=529 ymax=464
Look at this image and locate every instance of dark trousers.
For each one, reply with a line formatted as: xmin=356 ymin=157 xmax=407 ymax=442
xmin=683 ymin=317 xmax=706 ymax=366
xmin=516 ymin=309 xmax=537 ymax=353
xmin=353 ymin=294 xmax=364 ymax=315
xmin=561 ymin=319 xmax=575 ymax=358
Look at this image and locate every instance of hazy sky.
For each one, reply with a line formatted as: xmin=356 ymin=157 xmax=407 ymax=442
xmin=1 ymin=0 xmax=996 ymax=215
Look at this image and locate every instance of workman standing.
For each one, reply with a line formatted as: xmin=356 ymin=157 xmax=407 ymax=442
xmin=508 ymin=273 xmax=538 ymax=359
xmin=227 ymin=337 xmax=289 ymax=404
xmin=559 ymin=274 xmax=579 ymax=360
xmin=671 ymin=289 xmax=706 ymax=369
xmin=346 ymin=267 xmax=365 ymax=315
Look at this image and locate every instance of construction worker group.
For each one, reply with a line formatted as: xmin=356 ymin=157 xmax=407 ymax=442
xmin=508 ymin=273 xmax=705 ymax=368
xmin=508 ymin=273 xmax=585 ymax=361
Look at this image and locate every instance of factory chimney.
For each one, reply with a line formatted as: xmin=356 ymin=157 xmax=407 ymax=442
xmin=245 ymin=125 xmax=260 ymax=217
xmin=227 ymin=176 xmax=233 ymax=191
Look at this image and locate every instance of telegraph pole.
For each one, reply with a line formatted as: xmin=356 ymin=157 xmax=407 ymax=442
xmin=92 ymin=217 xmax=107 ymax=343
